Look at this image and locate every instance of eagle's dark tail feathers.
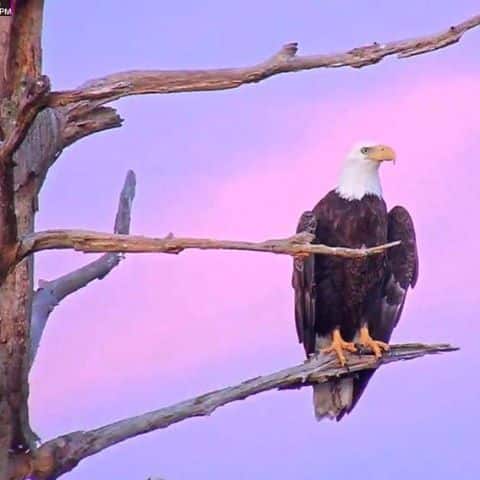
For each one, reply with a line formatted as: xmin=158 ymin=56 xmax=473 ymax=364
xmin=312 ymin=378 xmax=354 ymax=421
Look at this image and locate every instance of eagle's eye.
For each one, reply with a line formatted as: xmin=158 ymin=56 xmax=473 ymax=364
xmin=360 ymin=147 xmax=369 ymax=155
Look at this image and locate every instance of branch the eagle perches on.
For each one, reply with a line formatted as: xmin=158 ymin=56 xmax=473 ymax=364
xmin=0 ymin=7 xmax=476 ymax=479
xmin=14 ymin=342 xmax=457 ymax=480
xmin=12 ymin=171 xmax=456 ymax=480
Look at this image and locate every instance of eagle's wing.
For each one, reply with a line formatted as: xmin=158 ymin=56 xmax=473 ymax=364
xmin=292 ymin=211 xmax=317 ymax=355
xmin=373 ymin=205 xmax=419 ymax=341
xmin=338 ymin=205 xmax=418 ymax=420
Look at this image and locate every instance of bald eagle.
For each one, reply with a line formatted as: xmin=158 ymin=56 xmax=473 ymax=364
xmin=292 ymin=142 xmax=418 ymax=420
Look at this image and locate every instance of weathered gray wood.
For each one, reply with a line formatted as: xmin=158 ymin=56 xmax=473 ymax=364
xmin=13 ymin=107 xmax=62 ymax=196
xmin=30 ymin=170 xmax=136 ymax=364
xmin=0 ymin=108 xmax=62 ymax=461
xmin=0 ymin=76 xmax=51 ymax=166
xmin=41 ymin=14 xmax=480 ymax=146
xmin=25 ymin=344 xmax=456 ymax=479
xmin=16 ymin=230 xmax=400 ymax=264
xmin=50 ymin=15 xmax=480 ymax=108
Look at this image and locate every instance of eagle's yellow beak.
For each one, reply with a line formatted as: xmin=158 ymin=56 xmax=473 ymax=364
xmin=367 ymin=145 xmax=396 ymax=163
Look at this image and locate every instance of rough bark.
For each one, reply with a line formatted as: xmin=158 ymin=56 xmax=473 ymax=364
xmin=0 ymin=3 xmax=57 ymax=476
xmin=1 ymin=0 xmax=44 ymax=98
xmin=0 ymin=107 xmax=61 ymax=459
xmin=15 ymin=343 xmax=455 ymax=479
xmin=0 ymin=75 xmax=51 ymax=165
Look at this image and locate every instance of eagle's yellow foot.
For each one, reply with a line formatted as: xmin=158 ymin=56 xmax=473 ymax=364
xmin=358 ymin=326 xmax=390 ymax=358
xmin=321 ymin=328 xmax=357 ymax=366
xmin=293 ymin=251 xmax=311 ymax=260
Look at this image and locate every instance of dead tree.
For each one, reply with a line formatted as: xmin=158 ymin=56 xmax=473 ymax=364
xmin=0 ymin=3 xmax=476 ymax=478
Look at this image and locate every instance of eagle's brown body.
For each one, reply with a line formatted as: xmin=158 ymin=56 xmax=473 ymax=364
xmin=293 ymin=189 xmax=418 ymax=420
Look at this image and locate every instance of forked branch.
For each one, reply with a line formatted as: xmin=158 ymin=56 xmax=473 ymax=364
xmin=23 ymin=343 xmax=456 ymax=479
xmin=15 ymin=230 xmax=400 ymax=266
xmin=49 ymin=14 xmax=480 ymax=107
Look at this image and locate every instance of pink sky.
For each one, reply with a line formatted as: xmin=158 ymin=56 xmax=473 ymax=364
xmin=32 ymin=70 xmax=479 ymax=411
xmin=30 ymin=2 xmax=480 ymax=479
xmin=149 ymin=71 xmax=480 ymax=356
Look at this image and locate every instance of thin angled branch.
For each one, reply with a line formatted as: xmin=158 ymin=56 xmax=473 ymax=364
xmin=49 ymin=14 xmax=480 ymax=108
xmin=26 ymin=343 xmax=456 ymax=479
xmin=15 ymin=230 xmax=400 ymax=266
xmin=30 ymin=170 xmax=136 ymax=364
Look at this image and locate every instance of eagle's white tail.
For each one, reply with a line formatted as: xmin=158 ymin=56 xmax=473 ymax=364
xmin=312 ymin=378 xmax=354 ymax=421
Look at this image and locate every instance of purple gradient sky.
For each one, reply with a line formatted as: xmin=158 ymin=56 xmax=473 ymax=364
xmin=30 ymin=2 xmax=480 ymax=479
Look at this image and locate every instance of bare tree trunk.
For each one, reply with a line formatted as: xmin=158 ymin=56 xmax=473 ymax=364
xmin=0 ymin=2 xmax=54 ymax=475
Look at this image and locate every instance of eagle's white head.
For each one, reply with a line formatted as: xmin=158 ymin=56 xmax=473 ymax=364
xmin=336 ymin=141 xmax=396 ymax=201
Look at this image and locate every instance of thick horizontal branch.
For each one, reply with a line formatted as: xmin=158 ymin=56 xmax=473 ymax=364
xmin=15 ymin=230 xmax=400 ymax=265
xmin=49 ymin=14 xmax=480 ymax=107
xmin=26 ymin=343 xmax=456 ymax=479
xmin=29 ymin=171 xmax=136 ymax=364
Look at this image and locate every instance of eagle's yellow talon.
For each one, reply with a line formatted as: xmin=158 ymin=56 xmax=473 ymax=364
xmin=321 ymin=328 xmax=357 ymax=366
xmin=358 ymin=326 xmax=389 ymax=358
xmin=294 ymin=252 xmax=311 ymax=260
